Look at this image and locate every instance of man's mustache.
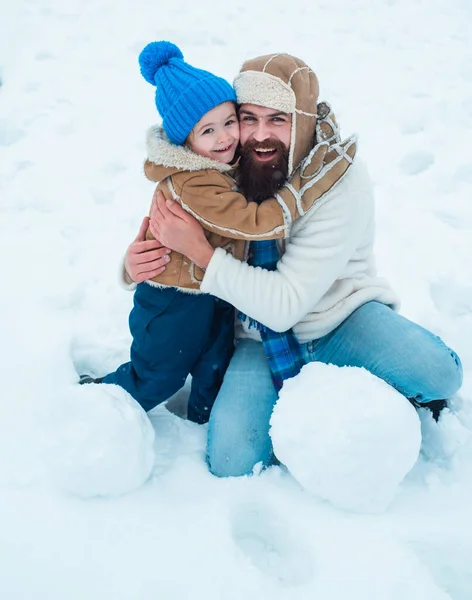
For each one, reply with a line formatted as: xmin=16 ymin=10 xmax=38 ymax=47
xmin=241 ymin=138 xmax=287 ymax=153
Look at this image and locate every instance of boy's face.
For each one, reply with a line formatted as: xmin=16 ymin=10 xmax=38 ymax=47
xmin=188 ymin=102 xmax=239 ymax=163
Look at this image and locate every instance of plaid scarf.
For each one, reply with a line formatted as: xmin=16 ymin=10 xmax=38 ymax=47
xmin=238 ymin=239 xmax=305 ymax=391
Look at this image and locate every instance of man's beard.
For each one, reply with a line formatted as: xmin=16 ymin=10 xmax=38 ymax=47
xmin=238 ymin=138 xmax=289 ymax=204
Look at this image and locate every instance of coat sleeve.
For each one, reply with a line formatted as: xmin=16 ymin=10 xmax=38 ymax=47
xmin=172 ymin=171 xmax=301 ymax=240
xmin=200 ymin=169 xmax=373 ymax=331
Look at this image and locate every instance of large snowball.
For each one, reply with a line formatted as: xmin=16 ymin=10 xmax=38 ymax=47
xmin=49 ymin=383 xmax=155 ymax=497
xmin=270 ymin=363 xmax=421 ymax=512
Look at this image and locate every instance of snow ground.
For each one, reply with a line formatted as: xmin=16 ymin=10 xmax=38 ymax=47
xmin=1 ymin=0 xmax=471 ymax=598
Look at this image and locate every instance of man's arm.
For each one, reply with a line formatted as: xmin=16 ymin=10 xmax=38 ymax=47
xmin=149 ymin=191 xmax=215 ymax=269
xmin=200 ymin=182 xmax=372 ymax=331
xmin=150 ymin=171 xmax=374 ymax=331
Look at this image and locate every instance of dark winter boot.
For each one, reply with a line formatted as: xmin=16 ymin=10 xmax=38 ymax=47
xmin=79 ymin=374 xmax=104 ymax=385
xmin=409 ymin=398 xmax=448 ymax=422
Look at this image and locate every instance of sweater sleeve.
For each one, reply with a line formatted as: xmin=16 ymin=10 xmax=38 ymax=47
xmin=200 ymin=172 xmax=373 ymax=331
xmin=174 ymin=171 xmax=300 ymax=240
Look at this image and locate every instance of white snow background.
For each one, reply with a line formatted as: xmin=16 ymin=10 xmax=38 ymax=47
xmin=1 ymin=0 xmax=472 ymax=598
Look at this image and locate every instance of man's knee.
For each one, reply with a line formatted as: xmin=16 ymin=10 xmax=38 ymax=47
xmin=410 ymin=342 xmax=463 ymax=402
xmin=430 ymin=345 xmax=463 ymax=398
xmin=206 ymin=423 xmax=272 ymax=478
xmin=207 ymin=450 xmax=253 ymax=478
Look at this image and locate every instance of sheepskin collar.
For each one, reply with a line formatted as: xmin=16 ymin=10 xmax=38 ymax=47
xmin=144 ymin=125 xmax=235 ymax=182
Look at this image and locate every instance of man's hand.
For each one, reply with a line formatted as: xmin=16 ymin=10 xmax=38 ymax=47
xmin=125 ymin=216 xmax=171 ymax=283
xmin=149 ymin=190 xmax=215 ymax=269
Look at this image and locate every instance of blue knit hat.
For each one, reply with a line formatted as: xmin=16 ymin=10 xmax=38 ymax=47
xmin=138 ymin=41 xmax=237 ymax=145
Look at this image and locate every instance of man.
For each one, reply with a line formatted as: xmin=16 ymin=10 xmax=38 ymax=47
xmin=125 ymin=53 xmax=463 ymax=477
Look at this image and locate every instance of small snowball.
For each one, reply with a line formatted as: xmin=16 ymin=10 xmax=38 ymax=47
xmin=49 ymin=383 xmax=155 ymax=497
xmin=270 ymin=363 xmax=421 ymax=512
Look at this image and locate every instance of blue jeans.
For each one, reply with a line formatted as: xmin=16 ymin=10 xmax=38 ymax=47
xmin=207 ymin=302 xmax=463 ymax=477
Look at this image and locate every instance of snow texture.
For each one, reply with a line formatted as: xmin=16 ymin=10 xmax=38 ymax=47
xmin=48 ymin=383 xmax=155 ymax=497
xmin=271 ymin=364 xmax=422 ymax=512
xmin=1 ymin=0 xmax=472 ymax=599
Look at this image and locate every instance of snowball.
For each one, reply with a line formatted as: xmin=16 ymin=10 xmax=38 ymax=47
xmin=49 ymin=383 xmax=155 ymax=497
xmin=270 ymin=363 xmax=421 ymax=512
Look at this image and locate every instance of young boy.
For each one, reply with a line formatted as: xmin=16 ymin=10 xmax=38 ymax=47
xmin=82 ymin=41 xmax=311 ymax=423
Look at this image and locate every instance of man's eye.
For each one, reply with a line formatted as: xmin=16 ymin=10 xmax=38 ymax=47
xmin=242 ymin=116 xmax=256 ymax=122
xmin=202 ymin=128 xmax=214 ymax=135
xmin=272 ymin=117 xmax=285 ymax=123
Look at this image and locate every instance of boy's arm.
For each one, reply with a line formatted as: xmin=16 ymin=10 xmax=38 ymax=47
xmin=174 ymin=171 xmax=301 ymax=240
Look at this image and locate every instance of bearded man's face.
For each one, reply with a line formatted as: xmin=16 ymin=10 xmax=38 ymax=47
xmin=237 ymin=104 xmax=291 ymax=204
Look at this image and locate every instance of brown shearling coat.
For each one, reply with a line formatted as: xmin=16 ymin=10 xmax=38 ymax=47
xmin=143 ymin=126 xmax=306 ymax=292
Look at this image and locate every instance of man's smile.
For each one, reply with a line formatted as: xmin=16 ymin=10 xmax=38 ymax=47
xmin=253 ymin=147 xmax=278 ymax=161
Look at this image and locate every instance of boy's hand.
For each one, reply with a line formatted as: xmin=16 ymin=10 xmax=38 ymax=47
xmin=125 ymin=216 xmax=171 ymax=283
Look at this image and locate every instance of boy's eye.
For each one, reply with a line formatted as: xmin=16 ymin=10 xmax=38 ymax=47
xmin=202 ymin=128 xmax=214 ymax=135
xmin=225 ymin=119 xmax=236 ymax=126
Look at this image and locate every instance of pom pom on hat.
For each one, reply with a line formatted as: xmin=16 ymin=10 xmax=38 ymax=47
xmin=139 ymin=41 xmax=184 ymax=85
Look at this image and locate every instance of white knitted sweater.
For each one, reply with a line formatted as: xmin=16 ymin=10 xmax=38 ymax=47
xmin=200 ymin=160 xmax=400 ymax=343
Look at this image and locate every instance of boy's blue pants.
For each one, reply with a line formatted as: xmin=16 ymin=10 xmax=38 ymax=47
xmin=102 ymin=283 xmax=234 ymax=424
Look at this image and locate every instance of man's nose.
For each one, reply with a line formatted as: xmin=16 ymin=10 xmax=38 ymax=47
xmin=252 ymin=122 xmax=270 ymax=142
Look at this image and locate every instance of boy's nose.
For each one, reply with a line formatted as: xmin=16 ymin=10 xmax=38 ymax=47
xmin=217 ymin=133 xmax=231 ymax=145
